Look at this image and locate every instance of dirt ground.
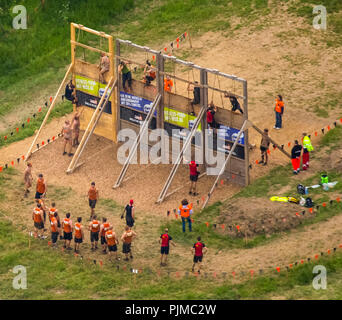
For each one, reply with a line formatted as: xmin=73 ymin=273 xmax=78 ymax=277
xmin=1 ymin=11 xmax=342 ymax=279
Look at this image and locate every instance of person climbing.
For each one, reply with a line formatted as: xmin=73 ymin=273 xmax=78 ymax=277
xmin=164 ymin=75 xmax=173 ymax=92
xmin=291 ymin=140 xmax=302 ymax=175
xmin=118 ymin=61 xmax=132 ymax=92
xmin=189 ymin=161 xmax=199 ymax=196
xmin=207 ymin=101 xmax=218 ymax=132
xmin=302 ymin=133 xmax=314 ymax=171
xmin=61 ymin=120 xmax=73 ymax=156
xmin=87 ymin=182 xmax=99 ymax=220
xmin=63 ymin=80 xmax=75 ymax=102
xmin=98 ymin=53 xmax=110 ymax=84
xmin=32 ymin=203 xmax=45 ymax=239
xmin=88 ymin=215 xmax=100 ymax=251
xmin=274 ymin=95 xmax=284 ymax=130
xmin=159 ymin=228 xmax=175 ymax=266
xmin=122 ymin=199 xmax=135 ymax=228
xmin=191 ymin=236 xmax=207 ymax=274
xmin=178 ymin=199 xmax=193 ymax=232
xmin=143 ymin=60 xmax=156 ymax=86
xmin=62 ymin=212 xmax=73 ymax=250
xmin=35 ymin=173 xmax=46 ymax=200
xmin=74 ymin=217 xmax=84 ymax=254
xmin=48 ymin=202 xmax=62 ymax=240
xmin=100 ymin=217 xmax=112 ymax=254
xmin=225 ymin=93 xmax=243 ymax=114
xmin=121 ymin=226 xmax=137 ymax=261
xmin=187 ymin=81 xmax=200 ymax=115
xmin=71 ymin=111 xmax=80 ymax=147
xmin=259 ymin=129 xmax=270 ymax=166
xmin=50 ymin=212 xmax=59 ymax=248
xmin=105 ymin=228 xmax=120 ymax=261
xmin=24 ymin=162 xmax=33 ymax=198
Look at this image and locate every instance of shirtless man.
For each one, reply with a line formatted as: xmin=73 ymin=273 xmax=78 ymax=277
xmin=71 ymin=112 xmax=80 ymax=147
xmin=61 ymin=120 xmax=73 ymax=156
xmin=24 ymin=162 xmax=33 ymax=198
xmin=99 ymin=53 xmax=110 ymax=84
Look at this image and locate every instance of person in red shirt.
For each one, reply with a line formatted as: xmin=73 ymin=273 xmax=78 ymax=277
xmin=191 ymin=236 xmax=208 ymax=274
xmin=207 ymin=101 xmax=218 ymax=132
xmin=159 ymin=228 xmax=176 ymax=266
xmin=189 ymin=160 xmax=199 ymax=196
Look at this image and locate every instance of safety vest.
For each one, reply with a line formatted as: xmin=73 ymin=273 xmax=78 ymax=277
xmin=74 ymin=223 xmax=82 ymax=239
xmin=101 ymin=223 xmax=110 ymax=236
xmin=50 ymin=217 xmax=58 ymax=233
xmin=303 ymin=136 xmax=314 ymax=152
xmin=63 ymin=218 xmax=72 ymax=233
xmin=91 ymin=220 xmax=100 ymax=233
xmin=36 ymin=178 xmax=45 ymax=194
xmin=33 ymin=208 xmax=42 ymax=223
xmin=179 ymin=205 xmax=191 ymax=218
xmin=275 ymin=99 xmax=284 ymax=113
xmin=105 ymin=230 xmax=116 ymax=246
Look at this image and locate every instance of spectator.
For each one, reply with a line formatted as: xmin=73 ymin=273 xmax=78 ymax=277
xmin=302 ymin=133 xmax=314 ymax=171
xmin=178 ymin=199 xmax=193 ymax=232
xmin=274 ymin=95 xmax=284 ymax=130
xmin=291 ymin=140 xmax=302 ymax=175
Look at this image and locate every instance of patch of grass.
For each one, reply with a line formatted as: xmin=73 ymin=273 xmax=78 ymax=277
xmin=321 ymin=123 xmax=342 ymax=150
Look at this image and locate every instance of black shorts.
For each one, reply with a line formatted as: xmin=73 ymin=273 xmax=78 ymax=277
xmin=190 ymin=174 xmax=198 ymax=182
xmin=145 ymin=75 xmax=154 ymax=83
xmin=35 ymin=191 xmax=43 ymax=199
xmin=108 ymin=245 xmax=117 ymax=252
xmin=123 ymin=242 xmax=131 ymax=254
xmin=101 ymin=236 xmax=107 ymax=245
xmin=90 ymin=231 xmax=99 ymax=242
xmin=74 ymin=237 xmax=83 ymax=244
xmin=51 ymin=232 xmax=59 ymax=243
xmin=89 ymin=199 xmax=97 ymax=209
xmin=161 ymin=246 xmax=169 ymax=255
xmin=34 ymin=221 xmax=44 ymax=230
xmin=193 ymin=255 xmax=203 ymax=263
xmin=63 ymin=232 xmax=72 ymax=241
xmin=126 ymin=219 xmax=134 ymax=228
xmin=260 ymin=146 xmax=268 ymax=152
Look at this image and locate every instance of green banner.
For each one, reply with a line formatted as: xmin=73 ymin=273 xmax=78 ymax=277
xmin=164 ymin=107 xmax=201 ymax=131
xmin=75 ymin=75 xmax=107 ymax=97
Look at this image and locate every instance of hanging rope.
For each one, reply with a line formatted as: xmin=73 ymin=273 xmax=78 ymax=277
xmin=211 ymin=74 xmax=216 ymax=102
xmin=216 ymin=75 xmax=224 ymax=108
xmin=173 ymin=60 xmax=177 ymax=94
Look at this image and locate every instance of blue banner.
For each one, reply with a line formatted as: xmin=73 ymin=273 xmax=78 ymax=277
xmin=217 ymin=124 xmax=245 ymax=145
xmin=120 ymin=92 xmax=157 ymax=116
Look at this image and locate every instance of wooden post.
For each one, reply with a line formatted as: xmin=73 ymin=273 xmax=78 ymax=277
xmin=200 ymin=68 xmax=208 ymax=169
xmin=243 ymin=80 xmax=250 ymax=186
xmin=115 ymin=39 xmax=121 ymax=134
xmin=71 ymin=23 xmax=76 ymax=113
xmin=188 ymin=31 xmax=193 ymax=48
xmin=108 ymin=35 xmax=116 ymax=143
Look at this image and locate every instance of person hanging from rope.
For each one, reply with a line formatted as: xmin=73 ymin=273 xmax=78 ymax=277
xmin=98 ymin=53 xmax=110 ymax=84
xmin=302 ymin=133 xmax=314 ymax=171
xmin=87 ymin=182 xmax=99 ymax=220
xmin=62 ymin=212 xmax=73 ymax=250
xmin=143 ymin=60 xmax=156 ymax=87
xmin=71 ymin=111 xmax=80 ymax=147
xmin=61 ymin=120 xmax=73 ymax=156
xmin=118 ymin=60 xmax=133 ymax=92
xmin=291 ymin=140 xmax=302 ymax=175
xmin=121 ymin=226 xmax=137 ymax=261
xmin=88 ymin=215 xmax=100 ymax=251
xmin=187 ymin=81 xmax=200 ymax=116
xmin=188 ymin=160 xmax=200 ymax=196
xmin=24 ymin=162 xmax=33 ymax=198
xmin=74 ymin=217 xmax=84 ymax=254
xmin=207 ymin=101 xmax=219 ymax=133
xmin=178 ymin=199 xmax=193 ymax=232
xmin=274 ymin=95 xmax=284 ymax=130
xmin=121 ymin=199 xmax=135 ymax=228
xmin=164 ymin=75 xmax=173 ymax=92
xmin=224 ymin=92 xmax=243 ymax=114
xmin=62 ymin=80 xmax=75 ymax=102
xmin=159 ymin=228 xmax=175 ymax=266
xmin=191 ymin=236 xmax=207 ymax=274
xmin=259 ymin=129 xmax=271 ymax=166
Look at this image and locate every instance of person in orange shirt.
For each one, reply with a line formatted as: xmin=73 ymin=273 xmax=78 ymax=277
xmin=35 ymin=198 xmax=47 ymax=223
xmin=62 ymin=212 xmax=73 ymax=250
xmin=177 ymin=199 xmax=193 ymax=232
xmin=143 ymin=60 xmax=156 ymax=86
xmin=74 ymin=217 xmax=84 ymax=254
xmin=121 ymin=226 xmax=137 ymax=261
xmin=35 ymin=173 xmax=46 ymax=200
xmin=105 ymin=229 xmax=119 ymax=261
xmin=274 ymin=95 xmax=284 ymax=130
xmin=88 ymin=182 xmax=99 ymax=220
xmin=49 ymin=202 xmax=62 ymax=240
xmin=100 ymin=217 xmax=112 ymax=254
xmin=164 ymin=75 xmax=173 ymax=92
xmin=88 ymin=215 xmax=100 ymax=251
xmin=50 ymin=211 xmax=59 ymax=247
xmin=32 ymin=203 xmax=45 ymax=239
